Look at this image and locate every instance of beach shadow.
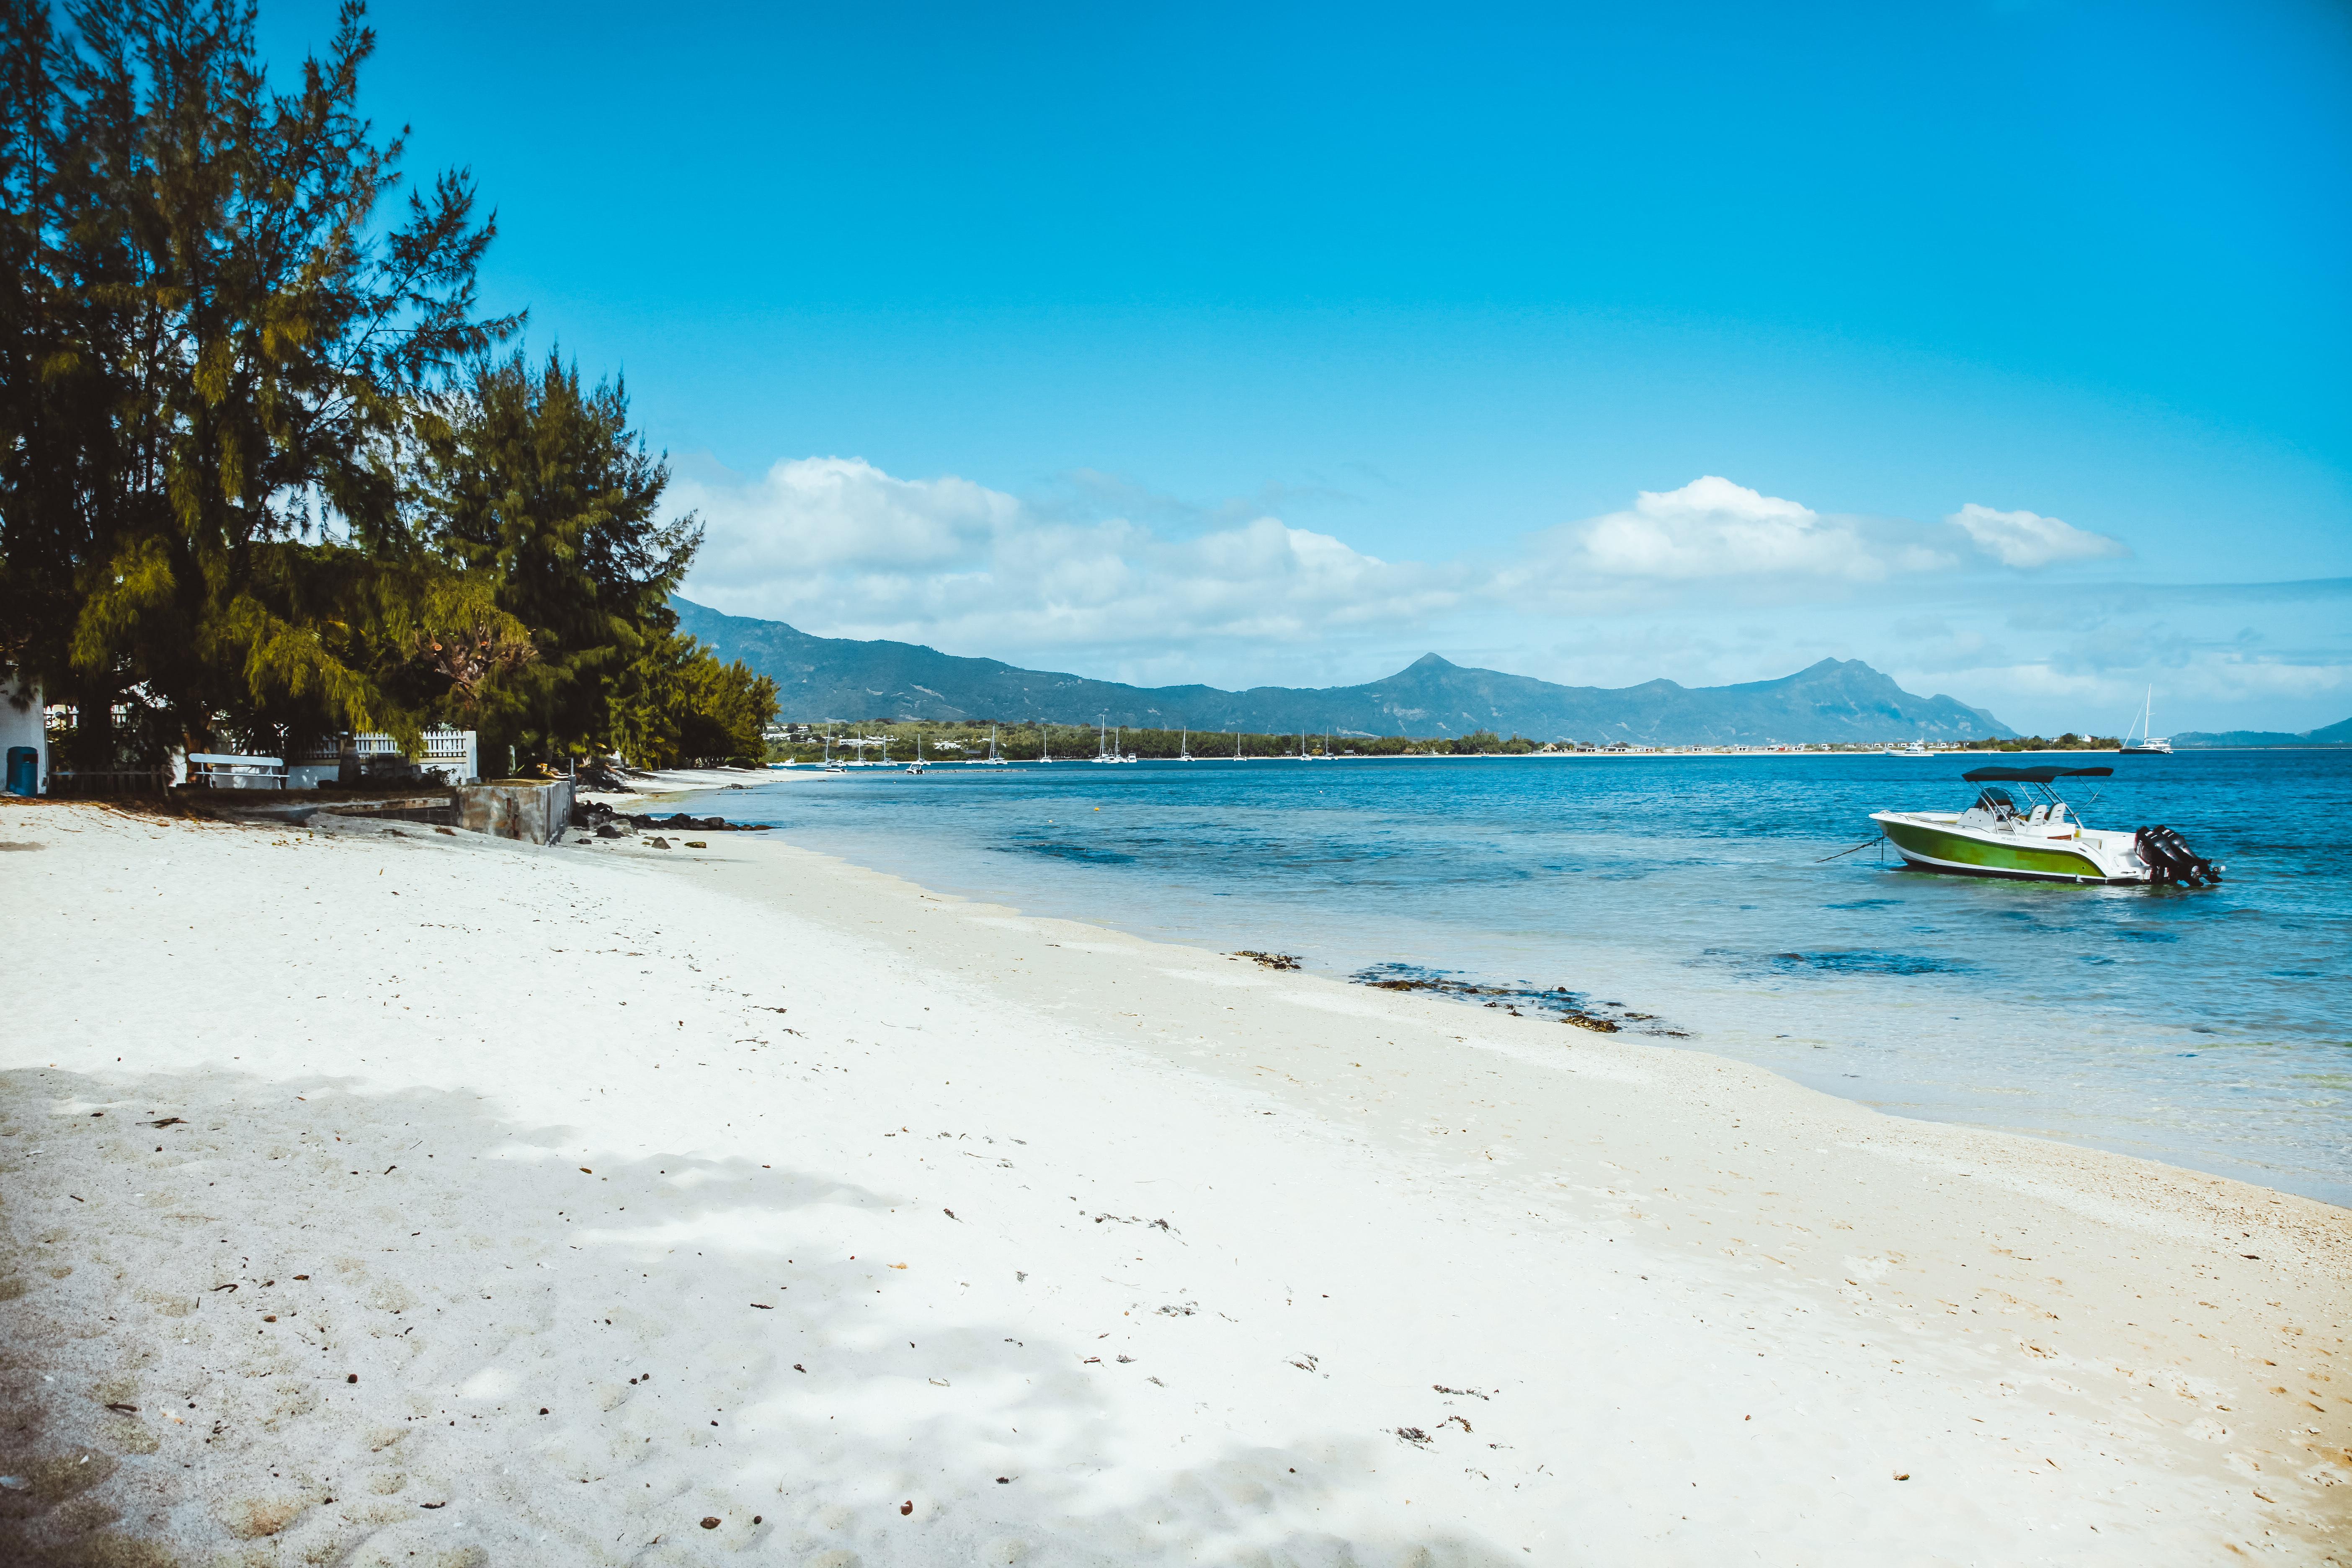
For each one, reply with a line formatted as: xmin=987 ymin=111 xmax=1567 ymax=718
xmin=0 ymin=1066 xmax=1517 ymax=1568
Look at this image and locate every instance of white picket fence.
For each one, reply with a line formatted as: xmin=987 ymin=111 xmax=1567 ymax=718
xmin=284 ymin=729 xmax=478 ymax=788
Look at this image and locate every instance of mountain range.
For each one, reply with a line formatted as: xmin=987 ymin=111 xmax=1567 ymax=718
xmin=675 ymin=598 xmax=2015 ymax=745
xmin=2171 ymin=717 xmax=2352 ymax=748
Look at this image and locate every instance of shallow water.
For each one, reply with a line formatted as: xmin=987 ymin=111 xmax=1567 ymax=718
xmin=681 ymin=750 xmax=2351 ymax=1205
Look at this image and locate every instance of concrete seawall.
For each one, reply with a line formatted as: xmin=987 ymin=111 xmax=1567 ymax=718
xmin=453 ymin=778 xmax=574 ymax=844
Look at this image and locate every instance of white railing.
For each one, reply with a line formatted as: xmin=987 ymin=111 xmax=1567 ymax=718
xmin=187 ymin=753 xmax=288 ymax=789
xmin=285 ymin=729 xmax=478 ymax=787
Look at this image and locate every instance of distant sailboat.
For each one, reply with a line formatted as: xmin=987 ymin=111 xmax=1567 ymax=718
xmin=1037 ymin=727 xmax=1053 ymax=764
xmin=1179 ymin=727 xmax=1191 ymax=762
xmin=905 ymin=734 xmax=927 ymax=774
xmin=2120 ymin=688 xmax=2172 ymax=754
xmin=978 ymin=725 xmax=1008 ymax=766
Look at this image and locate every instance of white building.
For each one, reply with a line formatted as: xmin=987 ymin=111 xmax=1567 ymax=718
xmin=1 ymin=679 xmax=45 ymax=796
xmin=283 ymin=728 xmax=479 ymax=788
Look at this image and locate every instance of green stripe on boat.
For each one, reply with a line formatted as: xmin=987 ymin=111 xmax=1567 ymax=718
xmin=1877 ymin=817 xmax=2105 ymax=879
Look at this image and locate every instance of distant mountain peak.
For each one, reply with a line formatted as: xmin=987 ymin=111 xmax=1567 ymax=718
xmin=671 ymin=597 xmax=2016 ymax=743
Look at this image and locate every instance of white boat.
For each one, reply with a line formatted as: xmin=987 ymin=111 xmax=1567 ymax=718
xmin=1870 ymin=765 xmax=2219 ymax=885
xmin=976 ymin=726 xmax=1008 ymax=766
xmin=2120 ymin=687 xmax=2172 ymax=754
xmin=1091 ymin=720 xmax=1116 ymax=764
xmin=1178 ymin=728 xmax=1191 ymax=762
xmin=1881 ymin=742 xmax=1932 ymax=757
xmin=905 ymin=735 xmax=928 ymax=774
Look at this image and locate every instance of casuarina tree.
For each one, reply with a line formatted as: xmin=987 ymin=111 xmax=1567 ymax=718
xmin=415 ymin=349 xmax=701 ymax=769
xmin=0 ymin=0 xmax=519 ymax=761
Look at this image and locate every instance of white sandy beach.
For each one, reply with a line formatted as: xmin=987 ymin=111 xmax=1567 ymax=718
xmin=0 ymin=799 xmax=2345 ymax=1567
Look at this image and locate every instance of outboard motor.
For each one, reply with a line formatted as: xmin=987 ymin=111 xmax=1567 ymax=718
xmin=2135 ymin=825 xmax=2221 ymax=887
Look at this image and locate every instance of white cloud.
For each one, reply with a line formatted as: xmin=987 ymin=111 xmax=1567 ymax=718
xmin=1554 ymin=476 xmax=1954 ymax=582
xmin=1947 ymin=503 xmax=2128 ymax=569
xmin=673 ymin=456 xmax=1465 ymax=678
xmin=683 ymin=456 xmax=1017 ymax=576
xmin=668 ymin=457 xmax=2345 ymax=729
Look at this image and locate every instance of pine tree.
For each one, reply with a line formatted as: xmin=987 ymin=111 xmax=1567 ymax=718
xmin=608 ymin=629 xmax=777 ymax=768
xmin=416 ymin=349 xmax=700 ymax=767
xmin=0 ymin=0 xmax=517 ymax=761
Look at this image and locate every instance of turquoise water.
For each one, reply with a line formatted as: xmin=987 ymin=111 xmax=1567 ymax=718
xmin=684 ymin=751 xmax=2351 ymax=1206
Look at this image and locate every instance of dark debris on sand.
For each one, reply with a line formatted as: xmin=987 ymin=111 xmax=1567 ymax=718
xmin=569 ymin=799 xmax=774 ymax=837
xmin=1348 ymin=962 xmax=1686 ymax=1036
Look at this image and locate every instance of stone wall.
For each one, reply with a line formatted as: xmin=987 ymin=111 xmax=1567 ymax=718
xmin=452 ymin=779 xmax=574 ymax=844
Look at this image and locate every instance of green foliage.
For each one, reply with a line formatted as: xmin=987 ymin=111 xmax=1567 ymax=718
xmin=1969 ymin=734 xmax=2121 ymax=752
xmin=0 ymin=0 xmax=518 ymax=762
xmin=611 ymin=631 xmax=776 ymax=768
xmin=415 ymin=349 xmax=698 ymax=764
xmin=0 ymin=2 xmax=762 ymax=778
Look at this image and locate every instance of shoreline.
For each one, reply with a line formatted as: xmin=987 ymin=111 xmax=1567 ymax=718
xmin=675 ymin=765 xmax=2345 ymax=1209
xmin=749 ymin=746 xmax=2334 ymax=766
xmin=3 ymin=800 xmax=2345 ymax=1563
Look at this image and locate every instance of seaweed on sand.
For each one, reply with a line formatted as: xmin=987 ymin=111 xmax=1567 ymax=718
xmin=1346 ymin=962 xmax=1680 ymax=1034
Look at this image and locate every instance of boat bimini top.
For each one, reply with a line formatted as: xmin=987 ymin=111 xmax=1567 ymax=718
xmin=1958 ymin=766 xmax=2114 ymax=784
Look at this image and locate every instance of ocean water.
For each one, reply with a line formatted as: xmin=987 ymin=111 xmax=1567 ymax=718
xmin=678 ymin=751 xmax=2351 ymax=1206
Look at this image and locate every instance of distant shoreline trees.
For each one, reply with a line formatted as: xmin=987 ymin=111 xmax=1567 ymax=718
xmin=765 ymin=721 xmax=2117 ymax=761
xmin=0 ymin=0 xmax=773 ymax=774
xmin=766 ymin=722 xmax=1552 ymax=763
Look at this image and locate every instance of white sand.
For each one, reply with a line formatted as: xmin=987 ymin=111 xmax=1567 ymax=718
xmin=0 ymin=801 xmax=2344 ymax=1567
xmin=576 ymin=763 xmax=825 ymax=812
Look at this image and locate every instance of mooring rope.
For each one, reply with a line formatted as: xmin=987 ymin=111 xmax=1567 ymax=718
xmin=1815 ymin=835 xmax=1887 ymax=864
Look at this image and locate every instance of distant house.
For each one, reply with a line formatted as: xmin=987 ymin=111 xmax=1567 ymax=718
xmin=280 ymin=729 xmax=479 ymax=788
xmin=2 ymin=679 xmax=43 ymax=796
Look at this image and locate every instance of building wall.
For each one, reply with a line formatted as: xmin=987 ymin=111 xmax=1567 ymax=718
xmin=1 ymin=680 xmax=45 ymax=795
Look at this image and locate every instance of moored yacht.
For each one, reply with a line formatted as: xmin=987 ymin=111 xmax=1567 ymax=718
xmin=2120 ymin=687 xmax=2172 ymax=754
xmin=1870 ymin=766 xmax=2219 ymax=886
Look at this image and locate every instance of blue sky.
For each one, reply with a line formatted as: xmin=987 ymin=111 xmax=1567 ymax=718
xmin=268 ymin=0 xmax=2351 ymax=732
